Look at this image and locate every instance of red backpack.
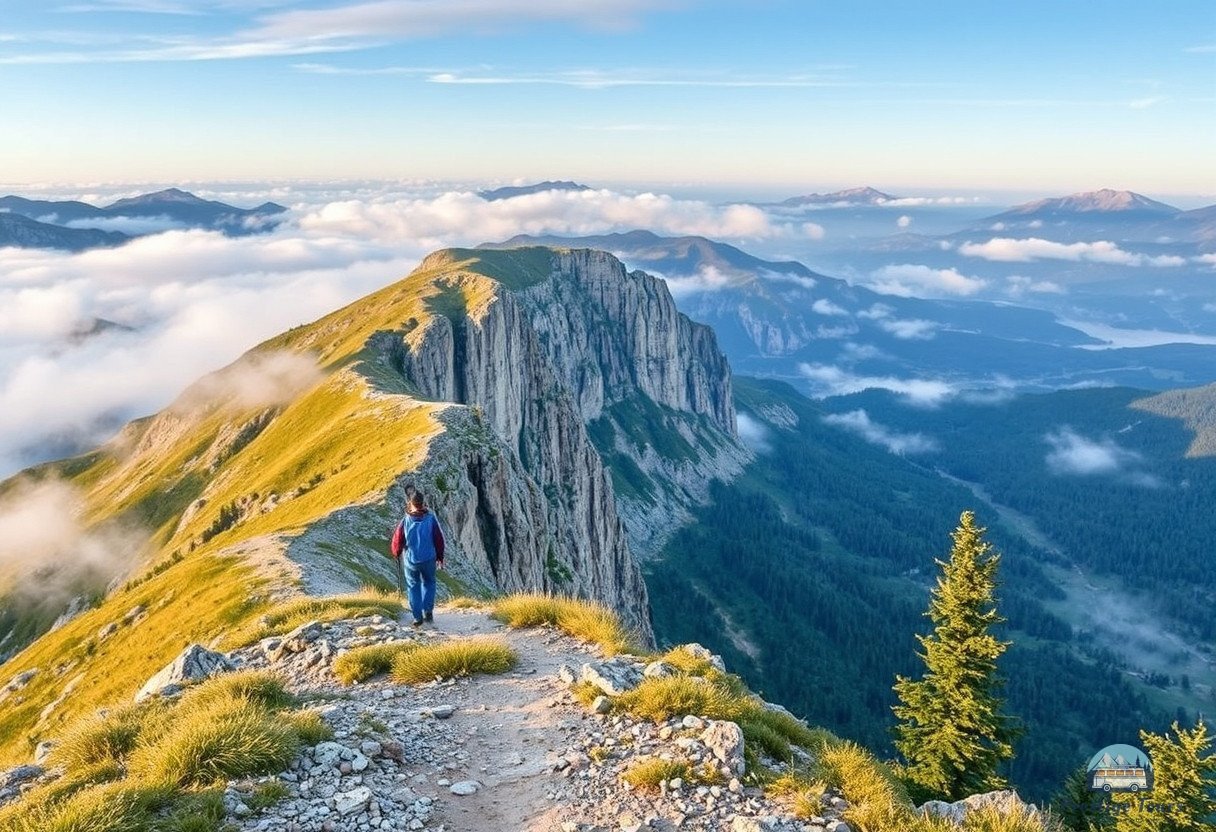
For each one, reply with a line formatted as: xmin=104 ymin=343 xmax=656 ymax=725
xmin=389 ymin=521 xmax=404 ymax=558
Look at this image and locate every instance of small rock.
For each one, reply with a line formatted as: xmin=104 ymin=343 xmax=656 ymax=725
xmin=681 ymin=715 xmax=705 ymax=730
xmin=135 ymin=644 xmax=234 ymax=702
xmin=449 ymin=780 xmax=480 ymax=796
xmin=97 ymin=622 xmax=119 ymax=640
xmin=643 ymin=661 xmax=677 ymax=679
xmin=558 ymin=664 xmax=577 ymax=684
xmin=700 ymin=720 xmax=746 ymax=776
xmin=592 ymin=695 xmax=612 ymax=714
xmin=333 ymin=785 xmax=372 ymax=815
xmin=360 ymin=740 xmax=382 ymax=758
xmin=431 ymin=704 xmax=455 ymax=719
xmin=33 ymin=741 xmax=55 ymax=765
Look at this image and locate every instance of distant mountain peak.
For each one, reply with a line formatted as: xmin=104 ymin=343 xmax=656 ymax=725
xmin=1007 ymin=189 xmax=1179 ymax=216
xmin=478 ymin=180 xmax=591 ymax=201
xmin=109 ymin=188 xmax=209 ymax=209
xmin=780 ymin=186 xmax=897 ymax=206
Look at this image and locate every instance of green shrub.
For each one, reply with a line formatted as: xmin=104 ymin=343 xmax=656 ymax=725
xmin=247 ymin=780 xmax=290 ymax=811
xmin=333 ymin=642 xmax=416 ymax=684
xmin=390 ymin=637 xmax=517 ymax=684
xmin=8 ymin=780 xmax=173 ymax=832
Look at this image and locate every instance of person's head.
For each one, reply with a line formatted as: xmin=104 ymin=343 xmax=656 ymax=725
xmin=408 ymin=491 xmax=426 ymax=512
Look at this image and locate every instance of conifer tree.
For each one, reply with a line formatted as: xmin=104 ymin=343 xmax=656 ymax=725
xmin=1113 ymin=720 xmax=1215 ymax=832
xmin=1054 ymin=766 xmax=1114 ymax=832
xmin=892 ymin=510 xmax=1019 ymax=801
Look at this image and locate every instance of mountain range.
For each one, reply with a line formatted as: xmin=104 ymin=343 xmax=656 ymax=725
xmin=0 ymin=188 xmax=287 ymax=250
xmin=477 ymin=180 xmax=591 ymax=201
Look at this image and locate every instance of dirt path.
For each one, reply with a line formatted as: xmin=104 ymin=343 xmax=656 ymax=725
xmin=410 ymin=605 xmax=591 ymax=831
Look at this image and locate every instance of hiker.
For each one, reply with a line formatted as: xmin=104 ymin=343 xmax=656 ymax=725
xmin=390 ymin=491 xmax=446 ymax=626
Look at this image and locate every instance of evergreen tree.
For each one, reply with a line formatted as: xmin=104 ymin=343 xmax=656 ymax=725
xmin=1113 ymin=720 xmax=1216 ymax=832
xmin=1053 ymin=766 xmax=1114 ymax=832
xmin=892 ymin=510 xmax=1019 ymax=801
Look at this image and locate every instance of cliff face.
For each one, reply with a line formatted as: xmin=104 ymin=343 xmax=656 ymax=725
xmin=380 ymin=263 xmax=650 ymax=639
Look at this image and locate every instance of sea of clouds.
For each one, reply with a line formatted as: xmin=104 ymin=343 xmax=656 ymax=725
xmin=0 ymin=183 xmax=823 ymax=477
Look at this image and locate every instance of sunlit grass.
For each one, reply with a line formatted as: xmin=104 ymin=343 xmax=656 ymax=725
xmin=390 ymin=637 xmax=517 ymax=684
xmin=490 ymin=593 xmax=636 ymax=655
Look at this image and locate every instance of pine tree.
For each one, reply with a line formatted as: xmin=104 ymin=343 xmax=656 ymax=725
xmin=1113 ymin=720 xmax=1216 ymax=832
xmin=892 ymin=510 xmax=1019 ymax=801
xmin=1054 ymin=766 xmax=1114 ymax=831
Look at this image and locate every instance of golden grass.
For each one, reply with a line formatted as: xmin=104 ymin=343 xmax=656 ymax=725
xmin=2 ymin=780 xmax=173 ymax=832
xmin=490 ymin=593 xmax=636 ymax=655
xmin=333 ymin=641 xmax=417 ymax=684
xmin=129 ymin=696 xmax=299 ymax=788
xmin=446 ymin=596 xmax=485 ymax=609
xmin=50 ymin=702 xmax=168 ymax=770
xmin=621 ymin=758 xmax=693 ymax=791
xmin=177 ymin=670 xmax=294 ymax=711
xmin=390 ymin=637 xmax=517 ymax=684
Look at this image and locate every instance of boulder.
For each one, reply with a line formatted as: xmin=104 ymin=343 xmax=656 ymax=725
xmin=135 ymin=644 xmax=234 ymax=702
xmin=701 ymin=720 xmax=746 ymax=775
xmin=643 ymin=660 xmax=677 ymax=678
xmin=920 ymin=790 xmax=1039 ymax=826
xmin=5 ymin=669 xmax=37 ymax=691
xmin=681 ymin=643 xmax=726 ymax=672
xmin=580 ymin=659 xmax=643 ymax=696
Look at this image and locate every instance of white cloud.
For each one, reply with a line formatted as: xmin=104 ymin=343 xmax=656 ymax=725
xmin=812 ymin=298 xmax=849 ymax=316
xmin=896 ymin=215 xmax=912 ymax=229
xmin=762 ymin=270 xmax=816 ymax=289
xmin=802 ymin=222 xmax=826 ymax=240
xmin=865 ymin=263 xmax=987 ymax=297
xmin=815 ymin=324 xmax=859 ymax=339
xmin=822 ymin=409 xmax=938 ymax=455
xmin=1194 ymin=253 xmax=1216 ymax=268
xmin=1205 ymin=303 xmax=1216 ymax=313
xmin=1005 ymin=275 xmax=1065 ymax=297
xmin=0 ymin=479 xmax=147 ymax=607
xmin=799 ymin=363 xmax=956 ymax=407
xmin=877 ymin=317 xmax=937 ymax=340
xmin=1044 ymin=427 xmax=1156 ymax=486
xmin=857 ymin=303 xmax=893 ymax=320
xmin=660 ymin=264 xmax=740 ymax=297
xmin=960 ymin=237 xmax=1186 ymax=267
xmin=736 ymin=413 xmax=771 ymax=454
xmin=299 ymin=188 xmax=783 ymax=242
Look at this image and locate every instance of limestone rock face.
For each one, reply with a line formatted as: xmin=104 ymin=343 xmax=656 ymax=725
xmin=381 ymin=249 xmax=744 ymax=642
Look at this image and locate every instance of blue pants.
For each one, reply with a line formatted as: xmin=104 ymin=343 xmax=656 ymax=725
xmin=403 ymin=558 xmax=437 ymax=622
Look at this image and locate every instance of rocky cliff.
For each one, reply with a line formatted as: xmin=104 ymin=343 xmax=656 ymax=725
xmin=472 ymin=247 xmax=750 ymax=554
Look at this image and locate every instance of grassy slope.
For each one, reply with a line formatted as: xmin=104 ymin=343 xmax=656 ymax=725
xmin=0 ymin=249 xmax=555 ymax=765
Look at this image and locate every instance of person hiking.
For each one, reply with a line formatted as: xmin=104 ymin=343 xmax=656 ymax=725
xmin=389 ymin=490 xmax=446 ymax=627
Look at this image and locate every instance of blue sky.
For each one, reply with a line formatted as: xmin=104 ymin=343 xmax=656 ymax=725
xmin=1 ymin=0 xmax=1214 ymax=197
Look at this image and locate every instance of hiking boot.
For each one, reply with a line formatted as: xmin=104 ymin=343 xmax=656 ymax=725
xmin=411 ymin=618 xmax=423 ymax=628
xmin=424 ymin=612 xmax=434 ymax=623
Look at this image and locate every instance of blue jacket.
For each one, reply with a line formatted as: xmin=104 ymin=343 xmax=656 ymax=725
xmin=400 ymin=508 xmax=445 ymax=566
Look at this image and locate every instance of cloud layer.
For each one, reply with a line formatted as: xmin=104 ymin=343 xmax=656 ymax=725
xmin=865 ymin=263 xmax=987 ymax=297
xmin=960 ymin=237 xmax=1185 ymax=267
xmin=822 ymin=409 xmax=938 ymax=455
xmin=1 ymin=184 xmax=815 ymax=477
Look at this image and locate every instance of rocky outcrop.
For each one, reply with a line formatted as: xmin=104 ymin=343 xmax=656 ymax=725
xmin=920 ymin=790 xmax=1040 ymax=826
xmin=367 ymin=248 xmax=750 ymax=639
xmin=135 ymin=644 xmax=234 ymax=702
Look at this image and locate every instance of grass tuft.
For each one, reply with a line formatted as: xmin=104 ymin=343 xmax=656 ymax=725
xmin=490 ymin=593 xmax=636 ymax=655
xmin=333 ymin=641 xmax=417 ymax=685
xmin=390 ymin=637 xmax=517 ymax=684
xmin=247 ymin=780 xmax=291 ymax=811
xmin=129 ymin=696 xmax=300 ymax=787
xmin=178 ymin=670 xmax=294 ymax=711
xmin=282 ymin=709 xmax=333 ymax=745
xmin=615 ymin=674 xmax=750 ymax=724
xmin=621 ymin=758 xmax=693 ymax=791
xmin=51 ymin=701 xmax=170 ymax=770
